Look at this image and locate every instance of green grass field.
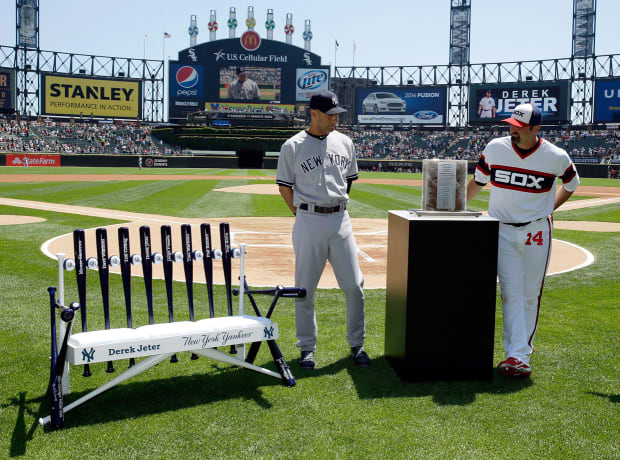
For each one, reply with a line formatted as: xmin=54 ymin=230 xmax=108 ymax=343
xmin=0 ymin=167 xmax=618 ymax=459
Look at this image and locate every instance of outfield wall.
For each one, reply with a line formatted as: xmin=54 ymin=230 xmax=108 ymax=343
xmin=1 ymin=153 xmax=613 ymax=178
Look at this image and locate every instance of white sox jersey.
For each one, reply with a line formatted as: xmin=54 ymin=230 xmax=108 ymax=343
xmin=474 ymin=136 xmax=580 ymax=223
xmin=479 ymin=97 xmax=496 ymax=117
xmin=276 ymin=129 xmax=359 ymax=207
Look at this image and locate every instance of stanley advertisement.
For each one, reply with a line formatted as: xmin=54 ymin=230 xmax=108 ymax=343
xmin=42 ymin=73 xmax=142 ymax=119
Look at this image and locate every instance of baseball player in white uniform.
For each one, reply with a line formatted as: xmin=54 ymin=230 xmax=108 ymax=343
xmin=467 ymin=103 xmax=580 ymax=378
xmin=276 ymin=91 xmax=369 ymax=369
xmin=478 ymin=90 xmax=496 ymax=118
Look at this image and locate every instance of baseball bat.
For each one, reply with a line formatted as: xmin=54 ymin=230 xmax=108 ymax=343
xmin=72 ymin=229 xmax=91 ymax=377
xmin=200 ymin=223 xmax=215 ymax=318
xmin=161 ymin=225 xmax=178 ymax=363
xmin=241 ymin=281 xmax=295 ymax=386
xmin=118 ymin=227 xmax=135 ymax=367
xmin=139 ymin=226 xmax=155 ymax=325
xmin=181 ymin=224 xmax=198 ymax=360
xmin=95 ymin=227 xmax=115 ymax=373
xmin=219 ymin=222 xmax=236 ymax=355
xmin=47 ymin=287 xmax=64 ymax=429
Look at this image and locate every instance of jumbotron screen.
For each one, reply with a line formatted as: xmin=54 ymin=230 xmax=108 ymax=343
xmin=219 ymin=66 xmax=281 ymax=102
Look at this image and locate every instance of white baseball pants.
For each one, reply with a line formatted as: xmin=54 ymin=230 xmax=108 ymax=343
xmin=497 ymin=216 xmax=553 ymax=364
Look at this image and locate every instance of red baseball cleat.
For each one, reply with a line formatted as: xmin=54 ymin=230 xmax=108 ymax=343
xmin=498 ymin=357 xmax=532 ymax=378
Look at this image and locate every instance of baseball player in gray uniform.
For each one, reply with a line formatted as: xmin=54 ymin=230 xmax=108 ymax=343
xmin=227 ymin=67 xmax=261 ymax=100
xmin=276 ymin=90 xmax=369 ymax=369
xmin=467 ymin=103 xmax=580 ymax=378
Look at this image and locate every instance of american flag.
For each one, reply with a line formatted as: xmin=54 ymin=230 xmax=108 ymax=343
xmin=163 ymin=32 xmax=172 ymax=38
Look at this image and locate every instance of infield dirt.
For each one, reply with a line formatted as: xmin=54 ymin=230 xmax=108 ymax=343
xmin=2 ymin=173 xmax=617 ymax=287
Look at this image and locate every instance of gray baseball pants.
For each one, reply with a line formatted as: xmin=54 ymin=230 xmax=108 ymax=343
xmin=292 ymin=208 xmax=365 ymax=352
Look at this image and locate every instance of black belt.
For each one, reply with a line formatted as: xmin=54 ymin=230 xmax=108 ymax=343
xmin=504 ymin=217 xmax=544 ymax=227
xmin=299 ymin=203 xmax=345 ymax=214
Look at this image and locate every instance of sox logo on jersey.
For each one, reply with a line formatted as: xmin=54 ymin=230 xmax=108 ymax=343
xmin=492 ymin=166 xmax=556 ymax=193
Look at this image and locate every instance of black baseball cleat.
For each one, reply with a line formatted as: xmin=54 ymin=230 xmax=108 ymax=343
xmin=300 ymin=350 xmax=315 ymax=369
xmin=350 ymin=346 xmax=370 ymax=367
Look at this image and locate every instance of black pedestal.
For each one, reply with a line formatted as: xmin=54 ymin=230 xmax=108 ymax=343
xmin=385 ymin=210 xmax=499 ymax=381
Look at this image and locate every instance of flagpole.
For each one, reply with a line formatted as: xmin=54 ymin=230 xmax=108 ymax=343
xmin=334 ymin=39 xmax=337 ymax=77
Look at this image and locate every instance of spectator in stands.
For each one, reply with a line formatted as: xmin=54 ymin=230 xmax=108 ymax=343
xmin=227 ymin=67 xmax=260 ymax=100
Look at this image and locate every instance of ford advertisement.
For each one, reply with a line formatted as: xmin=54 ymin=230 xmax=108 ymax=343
xmin=469 ymin=81 xmax=570 ymax=125
xmin=594 ymin=78 xmax=620 ymax=123
xmin=356 ymin=86 xmax=447 ymax=125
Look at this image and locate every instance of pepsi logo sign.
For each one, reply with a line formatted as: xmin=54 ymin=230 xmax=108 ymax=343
xmin=297 ymin=70 xmax=328 ymax=90
xmin=176 ymin=66 xmax=199 ymax=89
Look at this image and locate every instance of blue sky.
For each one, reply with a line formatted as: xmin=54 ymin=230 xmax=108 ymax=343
xmin=0 ymin=0 xmax=618 ymax=69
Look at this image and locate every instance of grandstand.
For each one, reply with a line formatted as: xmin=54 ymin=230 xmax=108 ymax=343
xmin=0 ymin=119 xmax=182 ymax=155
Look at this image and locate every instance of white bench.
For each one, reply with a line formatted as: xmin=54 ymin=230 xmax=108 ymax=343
xmin=67 ymin=316 xmax=278 ymax=365
xmin=40 ymin=238 xmax=297 ymax=429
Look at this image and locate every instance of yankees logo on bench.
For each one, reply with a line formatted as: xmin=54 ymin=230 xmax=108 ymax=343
xmin=491 ymin=166 xmax=555 ymax=193
xmin=82 ymin=348 xmax=95 ymax=363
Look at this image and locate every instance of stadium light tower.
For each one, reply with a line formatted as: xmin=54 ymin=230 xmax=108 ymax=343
xmin=449 ymin=0 xmax=470 ymax=127
xmin=572 ymin=0 xmax=597 ymax=124
xmin=572 ymin=0 xmax=596 ymax=58
xmin=15 ymin=0 xmax=39 ymax=118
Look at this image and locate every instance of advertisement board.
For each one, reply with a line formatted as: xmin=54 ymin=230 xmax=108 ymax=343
xmin=41 ymin=73 xmax=142 ymax=119
xmin=204 ymin=102 xmax=295 ymax=112
xmin=469 ymin=81 xmax=570 ymax=125
xmin=593 ymin=79 xmax=620 ymax=123
xmin=170 ymin=64 xmax=205 ymax=99
xmin=0 ymin=68 xmax=16 ymax=113
xmin=6 ymin=154 xmax=61 ymax=167
xmin=356 ymin=86 xmax=447 ymax=125
xmin=295 ymin=68 xmax=330 ymax=101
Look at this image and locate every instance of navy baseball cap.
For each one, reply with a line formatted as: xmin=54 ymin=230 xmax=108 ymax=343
xmin=309 ymin=91 xmax=347 ymax=114
xmin=236 ymin=67 xmax=247 ymax=75
xmin=503 ymin=103 xmax=542 ymax=127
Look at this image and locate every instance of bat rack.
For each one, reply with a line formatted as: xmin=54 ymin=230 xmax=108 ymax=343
xmin=38 ymin=223 xmax=305 ymax=430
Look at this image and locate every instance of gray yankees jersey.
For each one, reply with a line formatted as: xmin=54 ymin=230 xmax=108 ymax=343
xmin=276 ymin=130 xmax=359 ymax=206
xmin=227 ymin=79 xmax=260 ymax=99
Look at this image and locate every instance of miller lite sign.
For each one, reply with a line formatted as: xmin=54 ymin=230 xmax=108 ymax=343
xmin=295 ymin=68 xmax=329 ymax=101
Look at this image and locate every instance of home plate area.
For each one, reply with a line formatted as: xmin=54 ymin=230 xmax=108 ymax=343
xmin=43 ymin=216 xmax=589 ymax=289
